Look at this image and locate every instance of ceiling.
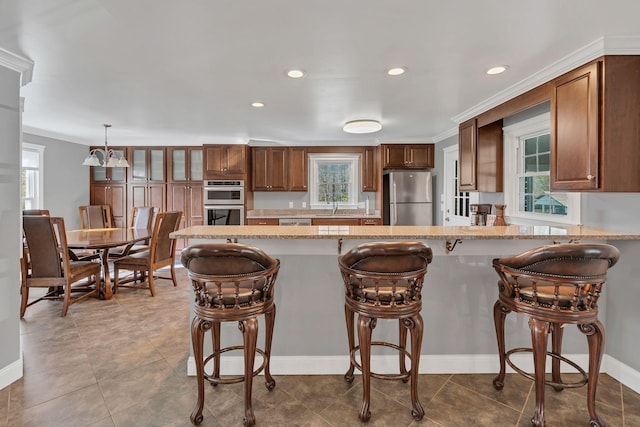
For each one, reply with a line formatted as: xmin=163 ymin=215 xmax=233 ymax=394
xmin=2 ymin=0 xmax=640 ymax=147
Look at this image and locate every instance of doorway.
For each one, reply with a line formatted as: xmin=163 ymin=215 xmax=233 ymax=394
xmin=443 ymin=145 xmax=477 ymax=225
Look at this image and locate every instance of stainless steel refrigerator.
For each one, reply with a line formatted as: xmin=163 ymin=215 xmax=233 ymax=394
xmin=383 ymin=171 xmax=433 ymax=225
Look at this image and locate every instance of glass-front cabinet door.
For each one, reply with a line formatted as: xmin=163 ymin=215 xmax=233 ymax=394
xmin=90 ymin=147 xmax=127 ymax=182
xmin=129 ymin=147 xmax=165 ymax=182
xmin=168 ymin=147 xmax=203 ymax=182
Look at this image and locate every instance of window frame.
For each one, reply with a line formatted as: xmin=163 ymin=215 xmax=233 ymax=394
xmin=308 ymin=153 xmax=360 ymax=210
xmin=21 ymin=142 xmax=45 ymax=211
xmin=503 ymin=113 xmax=581 ymax=225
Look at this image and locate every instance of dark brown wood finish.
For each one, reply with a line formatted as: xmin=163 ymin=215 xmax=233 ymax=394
xmin=288 ymin=147 xmax=308 ymax=191
xmin=312 ymin=218 xmax=360 ymax=226
xmin=203 ymin=144 xmax=247 ymax=179
xmin=90 ymin=183 xmax=127 ymax=227
xmin=246 ymin=218 xmax=279 ymax=225
xmin=361 ymin=146 xmax=378 ymax=192
xmin=458 ymin=119 xmax=477 ymax=191
xmin=476 ymin=83 xmax=551 ymax=128
xmin=251 ymin=147 xmax=288 ymax=191
xmin=477 ymin=120 xmax=503 ymax=192
xmin=181 ymin=243 xmax=281 ymax=427
xmin=382 ymin=144 xmax=434 ymax=169
xmin=492 ymin=243 xmax=620 ymax=427
xmin=551 ymin=55 xmax=640 ymax=192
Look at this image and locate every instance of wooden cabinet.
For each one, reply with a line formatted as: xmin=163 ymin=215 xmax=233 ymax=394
xmin=251 ymin=147 xmax=288 ymax=191
xmin=89 ymin=147 xmax=128 ymax=183
xmin=167 ymin=147 xmax=203 ymax=183
xmin=361 ymin=146 xmax=378 ymax=192
xmin=458 ymin=119 xmax=503 ymax=192
xmin=382 ymin=144 xmax=434 ymax=169
xmin=204 ymin=145 xmax=247 ymax=179
xmin=127 ymin=147 xmax=166 ymax=211
xmin=311 ymin=218 xmax=360 ymax=226
xmin=288 ymin=147 xmax=308 ymax=191
xmin=168 ymin=182 xmax=203 ymax=249
xmin=550 ymin=56 xmax=640 ymax=192
xmin=360 ymin=218 xmax=381 ymax=225
xmin=90 ymin=183 xmax=127 ymax=227
xmin=246 ymin=218 xmax=279 ymax=225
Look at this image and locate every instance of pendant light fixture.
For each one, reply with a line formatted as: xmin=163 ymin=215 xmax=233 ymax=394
xmin=82 ymin=124 xmax=129 ymax=167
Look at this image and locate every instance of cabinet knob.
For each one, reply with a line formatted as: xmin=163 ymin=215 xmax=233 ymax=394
xmin=587 ymin=174 xmax=595 ymax=180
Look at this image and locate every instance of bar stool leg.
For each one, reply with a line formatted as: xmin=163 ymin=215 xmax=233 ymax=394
xmin=408 ymin=314 xmax=424 ymax=420
xmin=581 ymin=320 xmax=605 ymax=427
xmin=240 ymin=317 xmax=259 ymax=427
xmin=492 ymin=301 xmax=509 ymax=390
xmin=357 ymin=314 xmax=376 ymax=422
xmin=264 ymin=305 xmax=277 ymax=390
xmin=399 ymin=319 xmax=409 ymax=382
xmin=551 ymin=322 xmax=565 ymax=392
xmin=211 ymin=321 xmax=221 ymax=385
xmin=344 ymin=305 xmax=356 ymax=383
xmin=530 ymin=317 xmax=550 ymax=427
xmin=190 ymin=316 xmax=209 ymax=425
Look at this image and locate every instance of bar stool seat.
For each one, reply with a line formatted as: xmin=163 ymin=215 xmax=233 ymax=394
xmin=338 ymin=241 xmax=433 ymax=422
xmin=492 ymin=243 xmax=620 ymax=427
xmin=181 ymin=243 xmax=280 ymax=427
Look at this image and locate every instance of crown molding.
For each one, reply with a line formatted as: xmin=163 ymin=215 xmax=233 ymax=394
xmin=432 ymin=126 xmax=458 ymax=143
xmin=451 ymin=35 xmax=640 ymax=125
xmin=0 ymin=48 xmax=34 ymax=86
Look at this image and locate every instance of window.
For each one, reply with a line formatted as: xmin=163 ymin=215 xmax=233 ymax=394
xmin=21 ymin=143 xmax=45 ymax=211
xmin=503 ymin=113 xmax=580 ymax=225
xmin=308 ymin=153 xmax=359 ymax=209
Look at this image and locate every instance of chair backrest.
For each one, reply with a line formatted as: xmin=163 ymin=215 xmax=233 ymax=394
xmin=492 ymin=243 xmax=620 ymax=310
xmin=22 ymin=216 xmax=70 ymax=279
xmin=149 ymin=211 xmax=183 ymax=263
xmin=79 ymin=205 xmax=112 ymax=229
xmin=180 ymin=243 xmax=281 ymax=307
xmin=23 ymin=209 xmax=50 ymax=216
xmin=130 ymin=206 xmax=155 ymax=229
xmin=338 ymin=241 xmax=433 ymax=305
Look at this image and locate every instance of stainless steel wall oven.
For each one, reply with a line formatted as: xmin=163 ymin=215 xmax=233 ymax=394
xmin=203 ymin=180 xmax=245 ymax=225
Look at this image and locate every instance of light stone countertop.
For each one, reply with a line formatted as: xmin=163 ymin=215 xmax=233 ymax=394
xmin=247 ymin=208 xmax=381 ymax=219
xmin=171 ymin=224 xmax=640 ymax=240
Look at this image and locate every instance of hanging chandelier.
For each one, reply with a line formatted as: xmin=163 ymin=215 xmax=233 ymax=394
xmin=82 ymin=124 xmax=130 ymax=167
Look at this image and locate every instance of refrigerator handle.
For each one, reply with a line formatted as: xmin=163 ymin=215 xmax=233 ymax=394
xmin=392 ymin=181 xmax=398 ymax=225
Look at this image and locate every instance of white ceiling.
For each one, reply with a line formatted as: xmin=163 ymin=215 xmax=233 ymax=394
xmin=2 ymin=0 xmax=640 ymax=146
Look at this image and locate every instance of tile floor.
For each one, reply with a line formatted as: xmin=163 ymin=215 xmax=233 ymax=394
xmin=3 ymin=266 xmax=639 ymax=426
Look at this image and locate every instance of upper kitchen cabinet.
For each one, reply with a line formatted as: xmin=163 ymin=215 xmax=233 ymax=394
xmin=382 ymin=144 xmax=434 ymax=169
xmin=251 ymin=147 xmax=288 ymax=191
xmin=361 ymin=146 xmax=378 ymax=192
xmin=551 ymin=56 xmax=640 ymax=192
xmin=203 ymin=144 xmax=247 ymax=179
xmin=167 ymin=147 xmax=203 ymax=183
xmin=288 ymin=147 xmax=308 ymax=191
xmin=129 ymin=147 xmax=166 ymax=183
xmin=89 ymin=147 xmax=128 ymax=183
xmin=458 ymin=119 xmax=503 ymax=192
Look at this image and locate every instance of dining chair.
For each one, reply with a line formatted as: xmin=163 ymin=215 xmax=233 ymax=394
xmin=78 ymin=204 xmax=113 ymax=229
xmin=21 ymin=215 xmax=102 ymax=317
xmin=109 ymin=206 xmax=156 ymax=259
xmin=113 ymin=211 xmax=183 ymax=296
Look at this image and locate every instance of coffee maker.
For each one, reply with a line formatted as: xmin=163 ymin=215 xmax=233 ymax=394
xmin=470 ymin=204 xmax=492 ymax=226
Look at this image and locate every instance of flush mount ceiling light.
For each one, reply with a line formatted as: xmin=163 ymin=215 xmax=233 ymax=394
xmin=343 ymin=120 xmax=382 ymax=134
xmin=82 ymin=124 xmax=129 ymax=167
xmin=387 ymin=67 xmax=407 ymax=76
xmin=286 ymin=69 xmax=305 ymax=78
xmin=486 ymin=65 xmax=509 ymax=75
xmin=251 ymin=102 xmax=265 ymax=108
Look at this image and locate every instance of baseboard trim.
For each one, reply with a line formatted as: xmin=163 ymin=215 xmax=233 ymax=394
xmin=603 ymin=355 xmax=640 ymax=394
xmin=0 ymin=356 xmax=23 ymax=391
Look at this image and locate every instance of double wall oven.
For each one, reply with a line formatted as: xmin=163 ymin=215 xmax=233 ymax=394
xmin=203 ymin=180 xmax=245 ymax=225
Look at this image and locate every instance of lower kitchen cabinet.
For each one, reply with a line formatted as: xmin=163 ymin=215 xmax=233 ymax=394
xmin=312 ymin=218 xmax=361 ymax=226
xmin=90 ymin=183 xmax=127 ymax=227
xmin=246 ymin=218 xmax=279 ymax=225
xmin=168 ymin=183 xmax=203 ymax=249
xmin=129 ymin=182 xmax=166 ymax=212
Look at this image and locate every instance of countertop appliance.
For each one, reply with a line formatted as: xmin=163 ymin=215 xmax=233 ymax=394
xmin=203 ymin=179 xmax=245 ymax=225
xmin=470 ymin=204 xmax=492 ymax=226
xmin=383 ymin=171 xmax=433 ymax=225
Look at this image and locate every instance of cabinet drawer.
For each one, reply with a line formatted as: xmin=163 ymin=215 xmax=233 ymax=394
xmin=360 ymin=218 xmax=381 ymax=226
xmin=246 ymin=218 xmax=279 ymax=225
xmin=312 ymin=218 xmax=360 ymax=226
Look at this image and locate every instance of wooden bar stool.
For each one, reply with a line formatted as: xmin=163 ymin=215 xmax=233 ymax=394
xmin=181 ymin=243 xmax=280 ymax=427
xmin=492 ymin=243 xmax=620 ymax=427
xmin=338 ymin=241 xmax=433 ymax=422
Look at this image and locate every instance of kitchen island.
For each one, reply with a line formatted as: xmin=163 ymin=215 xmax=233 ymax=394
xmin=171 ymin=225 xmax=640 ymax=392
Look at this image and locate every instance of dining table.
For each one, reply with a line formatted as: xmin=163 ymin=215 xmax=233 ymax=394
xmin=66 ymin=227 xmax=152 ymax=299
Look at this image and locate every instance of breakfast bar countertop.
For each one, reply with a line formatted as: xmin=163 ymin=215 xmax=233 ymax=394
xmin=246 ymin=208 xmax=382 ymax=220
xmin=171 ymin=224 xmax=640 ymax=241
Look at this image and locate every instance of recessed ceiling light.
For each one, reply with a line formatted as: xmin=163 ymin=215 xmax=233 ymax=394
xmin=387 ymin=67 xmax=406 ymax=76
xmin=343 ymin=120 xmax=383 ymax=134
xmin=486 ymin=65 xmax=509 ymax=75
xmin=287 ymin=69 xmax=305 ymax=78
xmin=251 ymin=102 xmax=265 ymax=108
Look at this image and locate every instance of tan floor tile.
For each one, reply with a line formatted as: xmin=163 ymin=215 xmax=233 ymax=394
xmin=449 ymin=373 xmax=532 ymax=412
xmin=623 ymin=384 xmax=640 ymax=427
xmin=0 ymin=386 xmax=8 ymax=427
